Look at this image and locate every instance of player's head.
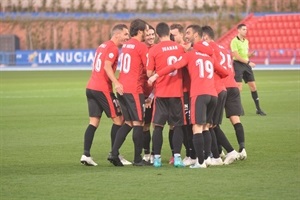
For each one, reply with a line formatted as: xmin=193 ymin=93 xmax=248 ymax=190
xmin=111 ymin=24 xmax=129 ymax=46
xmin=156 ymin=22 xmax=170 ymax=38
xmin=145 ymin=25 xmax=156 ymax=47
xmin=201 ymin=25 xmax=214 ymax=42
xmin=170 ymin=23 xmax=185 ymax=45
xmin=185 ymin=24 xmax=202 ymax=44
xmin=237 ymin=23 xmax=247 ymax=37
xmin=130 ymin=19 xmax=149 ymax=41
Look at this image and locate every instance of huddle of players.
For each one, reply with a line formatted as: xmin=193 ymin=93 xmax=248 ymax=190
xmin=81 ymin=18 xmax=247 ymax=169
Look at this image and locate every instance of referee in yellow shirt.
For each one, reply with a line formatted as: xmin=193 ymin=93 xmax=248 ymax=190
xmin=230 ymin=23 xmax=266 ymax=116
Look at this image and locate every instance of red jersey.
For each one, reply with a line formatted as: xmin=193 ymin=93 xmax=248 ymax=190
xmin=193 ymin=40 xmax=214 ymax=56
xmin=147 ymin=40 xmax=185 ymax=97
xmin=216 ymin=44 xmax=237 ymax=88
xmin=143 ymin=44 xmax=155 ymax=96
xmin=86 ymin=40 xmax=119 ymax=92
xmin=182 ymin=67 xmax=190 ymax=93
xmin=208 ymin=41 xmax=227 ymax=94
xmin=157 ymin=50 xmax=228 ymax=97
xmin=118 ymin=38 xmax=148 ymax=94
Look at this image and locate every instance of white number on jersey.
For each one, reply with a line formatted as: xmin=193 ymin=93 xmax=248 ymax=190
xmin=93 ymin=52 xmax=102 ymax=72
xmin=220 ymin=51 xmax=233 ymax=72
xmin=119 ymin=53 xmax=131 ymax=74
xmin=167 ymin=55 xmax=180 ymax=76
xmin=195 ymin=58 xmax=214 ymax=79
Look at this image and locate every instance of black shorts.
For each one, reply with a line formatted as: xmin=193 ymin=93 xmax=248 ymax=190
xmin=190 ymin=95 xmax=217 ymax=125
xmin=225 ymin=87 xmax=242 ymax=118
xmin=212 ymin=90 xmax=227 ymax=126
xmin=117 ymin=93 xmax=144 ymax=122
xmin=183 ymin=92 xmax=191 ymax=125
xmin=86 ymin=89 xmax=121 ymax=118
xmin=233 ymin=60 xmax=255 ymax=83
xmin=152 ymin=97 xmax=185 ymax=126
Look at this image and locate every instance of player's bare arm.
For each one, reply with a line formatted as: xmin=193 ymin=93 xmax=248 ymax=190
xmin=248 ymin=50 xmax=256 ymax=58
xmin=103 ymin=60 xmax=124 ymax=95
xmin=232 ymin=51 xmax=255 ymax=68
xmin=147 ymin=69 xmax=155 ymax=77
xmin=148 ymin=73 xmax=159 ymax=85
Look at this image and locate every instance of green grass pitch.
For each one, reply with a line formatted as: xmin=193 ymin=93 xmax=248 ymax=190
xmin=0 ymin=70 xmax=299 ymax=199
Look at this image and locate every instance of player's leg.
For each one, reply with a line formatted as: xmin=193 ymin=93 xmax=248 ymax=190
xmin=210 ymin=91 xmax=227 ymax=165
xmin=110 ymin=116 xmax=123 ymax=148
xmin=169 ymin=97 xmax=185 ymax=167
xmin=81 ymin=116 xmax=100 ymax=166
xmin=152 ymin=97 xmax=168 ymax=167
xmin=229 ymin=116 xmax=247 ymax=160
xmin=191 ymin=124 xmax=206 ymax=168
xmin=142 ymin=98 xmax=153 ymax=162
xmin=132 ymin=120 xmax=149 ymax=166
xmin=245 ymin=68 xmax=266 ymax=116
xmin=81 ymin=89 xmax=102 ymax=166
xmin=142 ymin=123 xmax=151 ymax=160
xmin=202 ymin=96 xmax=217 ymax=166
xmin=189 ymin=96 xmax=207 ymax=168
xmin=168 ymin=125 xmax=174 ymax=164
xmin=247 ymin=81 xmax=266 ymax=116
xmin=108 ymin=94 xmax=133 ymax=166
xmin=129 ymin=93 xmax=152 ymax=166
xmin=109 ymin=93 xmax=124 ymax=148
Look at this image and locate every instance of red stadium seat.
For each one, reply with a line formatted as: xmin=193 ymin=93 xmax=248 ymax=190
xmin=217 ymin=14 xmax=299 ymax=62
xmin=268 ymin=29 xmax=275 ymax=36
xmin=269 ymin=49 xmax=295 ymax=64
xmin=286 ymin=50 xmax=295 ymax=58
xmin=264 ymin=15 xmax=275 ymax=22
xmin=285 ymin=28 xmax=293 ymax=35
xmin=288 ymin=22 xmax=294 ymax=29
xmin=279 ymin=29 xmax=285 ymax=36
xmin=286 ymin=15 xmax=293 ymax=22
xmin=272 ymin=43 xmax=280 ymax=49
xmin=274 ymin=15 xmax=284 ymax=22
xmin=251 ymin=43 xmax=258 ymax=49
xmin=252 ymin=50 xmax=269 ymax=64
xmin=266 ymin=22 xmax=273 ymax=29
xmin=260 ymin=43 xmax=268 ymax=50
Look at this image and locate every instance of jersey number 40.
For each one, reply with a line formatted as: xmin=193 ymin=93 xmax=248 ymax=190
xmin=118 ymin=53 xmax=131 ymax=74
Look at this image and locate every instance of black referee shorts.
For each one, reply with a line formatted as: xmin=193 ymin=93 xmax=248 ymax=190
xmin=233 ymin=60 xmax=255 ymax=83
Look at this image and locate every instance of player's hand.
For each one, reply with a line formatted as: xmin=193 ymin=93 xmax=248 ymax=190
xmin=249 ymin=51 xmax=256 ymax=57
xmin=148 ymin=74 xmax=159 ymax=85
xmin=145 ymin=97 xmax=153 ymax=108
xmin=115 ymin=83 xmax=124 ymax=95
xmin=249 ymin=62 xmax=256 ymax=68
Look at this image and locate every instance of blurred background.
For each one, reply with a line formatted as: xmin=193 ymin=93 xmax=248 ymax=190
xmin=0 ymin=0 xmax=299 ymax=67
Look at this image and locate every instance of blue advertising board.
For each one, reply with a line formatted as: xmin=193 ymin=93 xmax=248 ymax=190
xmin=15 ymin=49 xmax=95 ymax=66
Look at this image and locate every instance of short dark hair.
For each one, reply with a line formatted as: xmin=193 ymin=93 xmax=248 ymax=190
xmin=201 ymin=25 xmax=215 ymax=39
xmin=186 ymin=24 xmax=202 ymax=36
xmin=111 ymin=24 xmax=128 ymax=34
xmin=170 ymin=23 xmax=184 ymax=33
xmin=237 ymin=23 xmax=246 ymax=29
xmin=156 ymin=22 xmax=170 ymax=37
xmin=149 ymin=25 xmax=155 ymax=32
xmin=130 ymin=19 xmax=147 ymax=37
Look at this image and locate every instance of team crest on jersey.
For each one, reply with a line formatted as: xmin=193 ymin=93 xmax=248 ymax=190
xmin=109 ymin=53 xmax=114 ymax=58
